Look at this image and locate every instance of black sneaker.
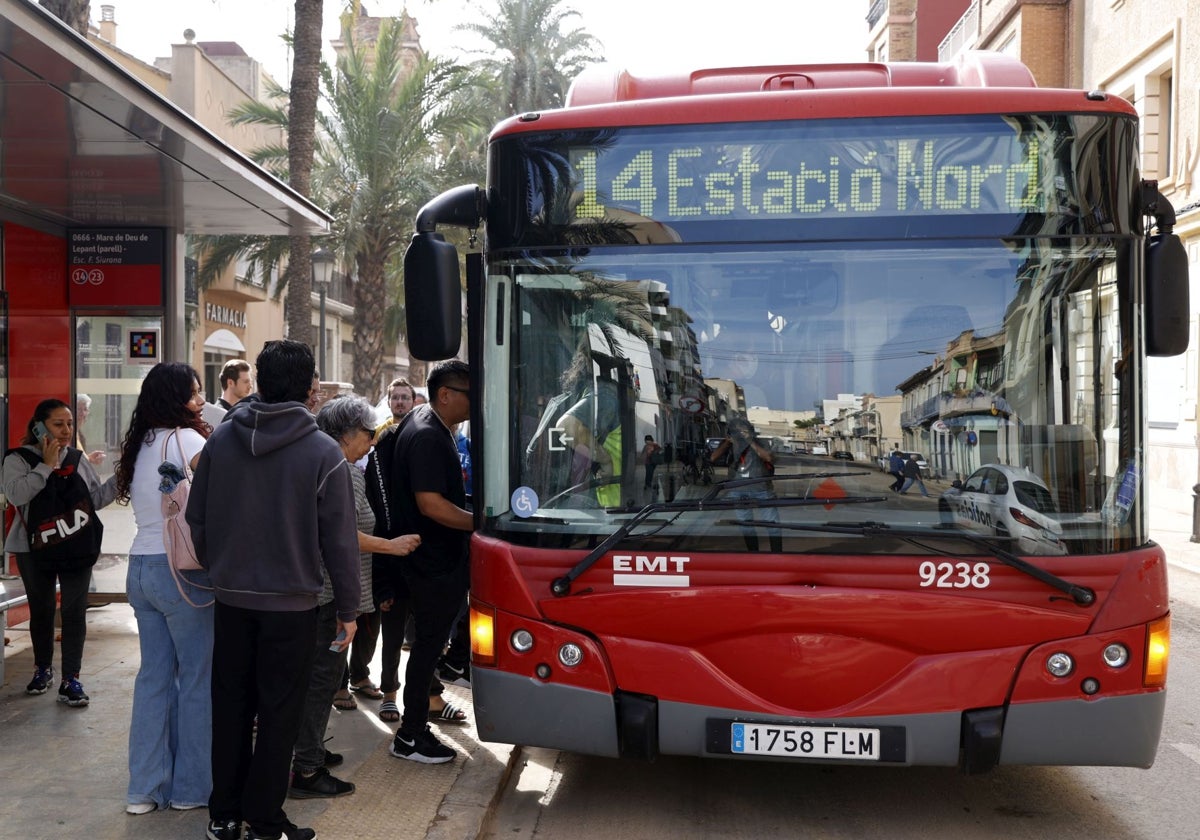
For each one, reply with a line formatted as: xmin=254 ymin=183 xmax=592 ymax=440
xmin=25 ymin=666 xmax=54 ymax=695
xmin=389 ymin=726 xmax=456 ymax=764
xmin=244 ymin=823 xmax=316 ymax=840
xmin=435 ymin=661 xmax=471 ymax=688
xmin=323 ymin=748 xmax=343 ymax=767
xmin=288 ymin=766 xmax=355 ymax=799
xmin=57 ymin=676 xmax=89 ymax=707
xmin=206 ymin=818 xmax=243 ymax=840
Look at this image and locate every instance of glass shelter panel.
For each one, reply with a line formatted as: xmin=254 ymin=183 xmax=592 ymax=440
xmin=75 ymin=312 xmax=164 ymax=594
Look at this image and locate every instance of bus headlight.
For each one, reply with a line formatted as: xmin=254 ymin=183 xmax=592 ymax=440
xmin=511 ymin=629 xmax=534 ymax=653
xmin=558 ymin=643 xmax=583 ymax=667
xmin=1045 ymin=652 xmax=1074 ymax=677
xmin=1145 ymin=615 xmax=1170 ymax=688
xmin=1101 ymin=643 xmax=1129 ymax=668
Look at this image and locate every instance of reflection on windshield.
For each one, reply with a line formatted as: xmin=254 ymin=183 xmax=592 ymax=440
xmin=492 ymin=239 xmax=1137 ymax=556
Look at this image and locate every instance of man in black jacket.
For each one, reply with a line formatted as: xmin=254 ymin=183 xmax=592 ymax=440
xmin=188 ymin=340 xmax=360 ymax=840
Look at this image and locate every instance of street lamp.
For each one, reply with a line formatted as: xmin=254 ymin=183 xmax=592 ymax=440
xmin=311 ymin=247 xmax=335 ymax=380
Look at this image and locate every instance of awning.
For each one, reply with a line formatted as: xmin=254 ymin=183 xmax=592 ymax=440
xmin=203 ymin=329 xmax=246 ymax=353
xmin=0 ymin=1 xmax=331 ymax=236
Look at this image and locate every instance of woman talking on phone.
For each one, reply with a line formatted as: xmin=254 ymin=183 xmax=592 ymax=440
xmin=2 ymin=398 xmax=117 ymax=707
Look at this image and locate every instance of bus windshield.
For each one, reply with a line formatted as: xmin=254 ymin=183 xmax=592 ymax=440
xmin=485 ymin=237 xmax=1142 ymax=556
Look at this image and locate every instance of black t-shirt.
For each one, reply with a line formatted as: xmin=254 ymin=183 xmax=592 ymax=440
xmin=389 ymin=404 xmax=468 ymax=575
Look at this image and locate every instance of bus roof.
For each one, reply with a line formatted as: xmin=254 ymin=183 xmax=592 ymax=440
xmin=566 ymin=51 xmax=1037 ymax=108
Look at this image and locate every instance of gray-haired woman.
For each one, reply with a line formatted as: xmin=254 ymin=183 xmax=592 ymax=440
xmin=288 ymin=395 xmax=419 ymax=798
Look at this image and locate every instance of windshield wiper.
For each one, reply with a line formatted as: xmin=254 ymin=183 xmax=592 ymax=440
xmin=549 ymin=474 xmax=885 ymax=596
xmin=734 ymin=519 xmax=1095 ymax=606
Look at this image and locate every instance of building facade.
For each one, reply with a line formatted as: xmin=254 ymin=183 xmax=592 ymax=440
xmin=921 ymin=0 xmax=1200 ymax=503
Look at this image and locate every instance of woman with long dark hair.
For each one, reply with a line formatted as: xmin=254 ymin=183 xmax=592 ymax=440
xmin=2 ymin=398 xmax=116 ymax=707
xmin=115 ymin=362 xmax=213 ymax=815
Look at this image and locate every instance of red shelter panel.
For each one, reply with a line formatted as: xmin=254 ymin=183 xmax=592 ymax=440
xmin=5 ymin=222 xmax=71 ymax=445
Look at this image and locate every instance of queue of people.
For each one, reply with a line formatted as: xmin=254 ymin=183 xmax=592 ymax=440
xmin=3 ymin=344 xmax=475 ymax=840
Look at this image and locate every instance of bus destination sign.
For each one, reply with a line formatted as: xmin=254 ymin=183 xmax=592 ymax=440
xmin=567 ymin=121 xmax=1053 ymax=225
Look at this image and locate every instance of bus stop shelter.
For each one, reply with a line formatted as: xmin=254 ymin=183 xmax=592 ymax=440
xmin=0 ymin=0 xmax=331 ymax=621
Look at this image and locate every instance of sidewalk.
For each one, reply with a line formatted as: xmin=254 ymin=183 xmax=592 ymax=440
xmin=0 ymin=605 xmax=517 ymax=840
xmin=1147 ymin=482 xmax=1200 ymax=576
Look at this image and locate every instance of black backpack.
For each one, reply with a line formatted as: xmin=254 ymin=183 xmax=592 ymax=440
xmin=9 ymin=447 xmax=104 ymax=570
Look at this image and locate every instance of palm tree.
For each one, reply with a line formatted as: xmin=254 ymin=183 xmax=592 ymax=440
xmin=457 ymin=0 xmax=602 ymax=117
xmin=39 ymin=0 xmax=90 ymax=37
xmin=316 ymin=17 xmax=477 ymax=397
xmin=200 ymin=13 xmax=477 ymax=398
xmin=282 ymin=0 xmax=325 ymax=345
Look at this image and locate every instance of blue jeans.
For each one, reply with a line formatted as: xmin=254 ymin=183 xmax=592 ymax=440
xmin=899 ymin=476 xmax=929 ymax=496
xmin=728 ymin=488 xmax=782 ymax=552
xmin=126 ymin=554 xmax=214 ymax=809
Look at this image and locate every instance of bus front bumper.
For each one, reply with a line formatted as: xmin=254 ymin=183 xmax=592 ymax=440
xmin=473 ymin=667 xmax=1165 ymax=769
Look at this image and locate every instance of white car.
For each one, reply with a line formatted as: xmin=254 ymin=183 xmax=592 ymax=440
xmin=939 ymin=464 xmax=1066 ymax=555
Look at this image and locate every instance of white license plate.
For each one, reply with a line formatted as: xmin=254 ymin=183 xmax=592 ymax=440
xmin=730 ymin=722 xmax=881 ymax=760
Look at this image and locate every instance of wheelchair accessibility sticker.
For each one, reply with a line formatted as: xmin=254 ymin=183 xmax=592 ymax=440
xmin=511 ymin=487 xmax=539 ymax=518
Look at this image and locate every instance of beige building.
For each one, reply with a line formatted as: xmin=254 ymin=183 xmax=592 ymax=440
xmin=919 ymin=0 xmax=1200 ymax=504
xmin=91 ymin=3 xmax=403 ymax=396
xmin=1078 ymin=1 xmax=1200 ymax=503
xmin=90 ymin=5 xmax=294 ymax=391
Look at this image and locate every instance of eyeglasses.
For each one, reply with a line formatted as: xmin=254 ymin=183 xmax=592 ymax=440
xmin=444 ymin=386 xmax=470 ymax=396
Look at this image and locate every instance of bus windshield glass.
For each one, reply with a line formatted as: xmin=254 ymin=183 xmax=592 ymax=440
xmin=482 ymin=114 xmax=1144 ymax=557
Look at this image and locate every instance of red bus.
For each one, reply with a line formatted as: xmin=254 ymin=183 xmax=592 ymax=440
xmin=404 ymin=52 xmax=1187 ymax=770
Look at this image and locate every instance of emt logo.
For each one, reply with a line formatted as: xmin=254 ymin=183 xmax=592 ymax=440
xmin=612 ymin=555 xmax=691 ymax=588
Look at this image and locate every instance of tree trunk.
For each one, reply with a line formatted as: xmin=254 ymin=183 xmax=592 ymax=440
xmin=39 ymin=0 xmax=90 ymax=37
xmin=352 ymin=250 xmax=388 ymax=400
xmin=284 ymin=0 xmax=324 ymax=346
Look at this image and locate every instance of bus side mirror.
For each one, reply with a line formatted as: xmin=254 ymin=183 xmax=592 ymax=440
xmin=1145 ymin=231 xmax=1189 ymax=357
xmin=404 ymin=231 xmax=463 ymax=360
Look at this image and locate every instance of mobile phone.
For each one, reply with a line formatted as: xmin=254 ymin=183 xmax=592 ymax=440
xmin=32 ymin=421 xmax=50 ymax=442
xmin=329 ymin=628 xmax=347 ymax=652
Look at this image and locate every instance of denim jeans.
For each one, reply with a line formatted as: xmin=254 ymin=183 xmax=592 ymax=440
xmin=728 ymin=488 xmax=783 ymax=552
xmin=292 ymin=601 xmax=343 ymax=773
xmin=126 ymin=554 xmax=214 ymax=809
xmin=899 ymin=476 xmax=929 ymax=496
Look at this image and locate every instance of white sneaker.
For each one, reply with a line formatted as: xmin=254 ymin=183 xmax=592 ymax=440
xmin=126 ymin=802 xmax=157 ymax=815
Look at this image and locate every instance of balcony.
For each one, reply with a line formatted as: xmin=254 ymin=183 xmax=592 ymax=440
xmin=938 ymin=0 xmax=978 ymax=62
xmin=867 ymin=0 xmax=888 ymax=30
xmin=901 ymin=388 xmax=1012 ymax=428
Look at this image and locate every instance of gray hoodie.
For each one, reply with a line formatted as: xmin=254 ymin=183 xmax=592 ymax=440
xmin=186 ymin=400 xmax=361 ymax=621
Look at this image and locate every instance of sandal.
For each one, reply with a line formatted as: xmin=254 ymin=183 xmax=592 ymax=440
xmin=378 ymin=700 xmax=400 ymax=722
xmin=428 ymin=702 xmax=469 ymax=724
xmin=349 ymin=681 xmax=384 ymax=700
xmin=332 ymin=690 xmax=357 ymax=711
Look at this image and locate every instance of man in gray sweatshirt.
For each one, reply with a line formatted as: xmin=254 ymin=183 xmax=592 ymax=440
xmin=187 ymin=339 xmax=360 ymax=840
